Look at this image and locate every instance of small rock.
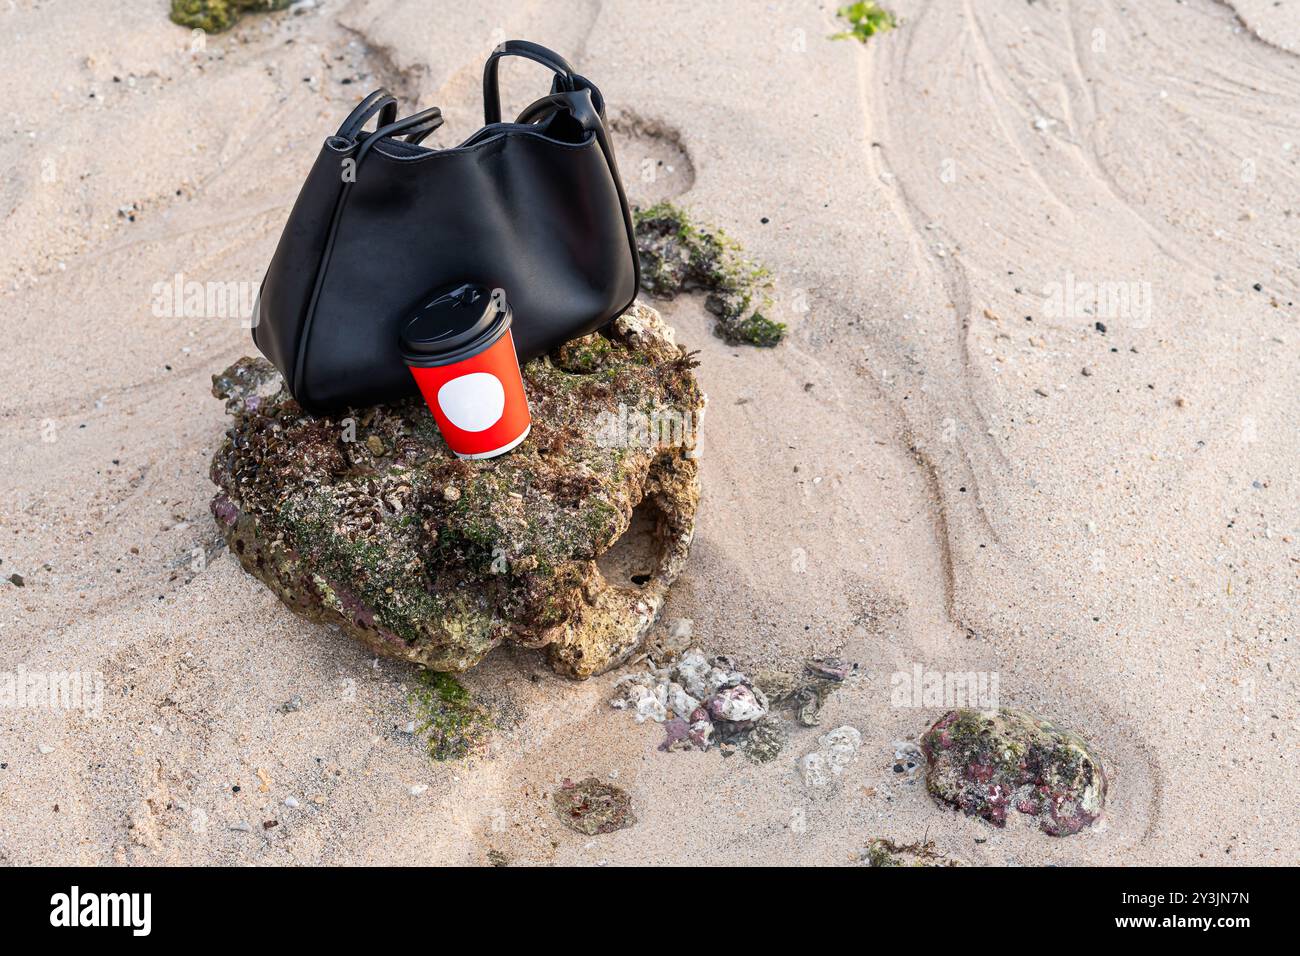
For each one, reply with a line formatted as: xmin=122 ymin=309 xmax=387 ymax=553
xmin=921 ymin=708 xmax=1106 ymax=836
xmin=277 ymin=695 xmax=303 ymax=714
xmin=707 ymin=683 xmax=768 ymax=722
xmin=365 ymin=435 xmax=387 ymax=456
xmin=37 ymin=743 xmax=54 ymax=755
xmin=229 ymin=821 xmax=252 ymax=832
xmin=891 ymin=740 xmax=923 ymax=777
xmin=553 ymin=776 xmax=636 ymax=835
xmin=8 ymin=574 xmax=24 ymax=587
xmin=284 ymin=796 xmax=300 ymax=809
xmin=799 ymin=726 xmax=861 ymax=791
xmin=740 ymin=716 xmax=786 ymax=763
xmin=410 ymin=784 xmax=429 ymax=796
xmin=658 ymin=713 xmax=712 ymax=752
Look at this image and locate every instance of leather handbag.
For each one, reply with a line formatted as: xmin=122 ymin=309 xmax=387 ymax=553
xmin=252 ymin=40 xmax=639 ymax=412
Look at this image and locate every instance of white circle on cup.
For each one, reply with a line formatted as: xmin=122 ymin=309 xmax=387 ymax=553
xmin=437 ymin=372 xmax=506 ymax=432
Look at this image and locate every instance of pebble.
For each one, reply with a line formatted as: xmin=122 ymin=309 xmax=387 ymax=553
xmin=1081 ymin=366 xmax=1093 ymax=377
xmin=410 ymin=784 xmax=428 ymax=796
xmin=37 ymin=743 xmax=54 ymax=755
xmin=799 ymin=726 xmax=862 ymax=791
xmin=284 ymin=796 xmax=300 ymax=809
xmin=229 ymin=821 xmax=252 ymax=832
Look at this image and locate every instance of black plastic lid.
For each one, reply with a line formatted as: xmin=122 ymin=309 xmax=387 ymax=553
xmin=399 ymin=283 xmax=512 ymax=367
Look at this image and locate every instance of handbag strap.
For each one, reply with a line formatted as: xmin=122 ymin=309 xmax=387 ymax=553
xmin=389 ymin=106 xmax=446 ymax=145
xmin=353 ymin=107 xmax=445 ymax=166
xmin=483 ymin=40 xmax=576 ymax=125
xmin=335 ymin=89 xmax=399 ymax=142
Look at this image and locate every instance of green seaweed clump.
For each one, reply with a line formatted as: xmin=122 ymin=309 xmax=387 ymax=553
xmin=831 ymin=2 xmax=897 ymax=43
xmin=170 ymin=0 xmax=291 ymax=34
xmin=410 ymin=671 xmax=494 ymax=761
xmin=634 ymin=202 xmax=785 ymax=347
xmin=861 ymin=837 xmax=961 ymax=867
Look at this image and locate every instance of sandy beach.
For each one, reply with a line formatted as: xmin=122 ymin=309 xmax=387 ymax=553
xmin=1 ymin=0 xmax=1296 ymax=866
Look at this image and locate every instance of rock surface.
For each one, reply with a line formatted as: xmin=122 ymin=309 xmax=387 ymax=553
xmin=210 ymin=303 xmax=702 ymax=679
xmin=921 ymin=708 xmax=1107 ymax=836
xmin=634 ymin=203 xmax=786 ymax=347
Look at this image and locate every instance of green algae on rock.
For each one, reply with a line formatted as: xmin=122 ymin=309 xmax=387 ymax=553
xmin=209 ymin=303 xmax=702 ymax=679
xmin=170 ymin=0 xmax=291 ymax=33
xmin=921 ymin=708 xmax=1107 ymax=836
xmin=553 ymin=777 xmax=636 ymax=835
xmin=634 ymin=202 xmax=785 ymax=347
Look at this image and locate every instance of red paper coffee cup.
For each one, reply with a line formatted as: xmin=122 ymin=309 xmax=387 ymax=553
xmin=399 ymin=284 xmax=531 ymax=459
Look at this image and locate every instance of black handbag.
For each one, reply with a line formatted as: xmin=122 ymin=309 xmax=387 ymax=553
xmin=252 ymin=40 xmax=639 ymax=412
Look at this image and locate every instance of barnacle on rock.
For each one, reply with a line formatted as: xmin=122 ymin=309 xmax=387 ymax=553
xmin=210 ymin=303 xmax=702 ymax=678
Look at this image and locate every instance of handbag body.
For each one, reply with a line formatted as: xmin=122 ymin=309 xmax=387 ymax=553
xmin=253 ymin=40 xmax=639 ymax=412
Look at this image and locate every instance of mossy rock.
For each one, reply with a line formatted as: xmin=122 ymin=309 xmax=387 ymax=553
xmin=210 ymin=303 xmax=702 ymax=678
xmin=634 ymin=203 xmax=785 ymax=347
xmin=921 ymin=708 xmax=1107 ymax=836
xmin=170 ymin=0 xmax=292 ymax=33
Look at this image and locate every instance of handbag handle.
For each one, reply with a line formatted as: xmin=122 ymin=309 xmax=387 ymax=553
xmin=483 ymin=40 xmax=576 ymax=125
xmin=353 ymin=107 xmax=446 ymax=164
xmin=387 ymin=106 xmax=446 ymax=145
xmin=335 ymin=88 xmax=399 ymax=142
